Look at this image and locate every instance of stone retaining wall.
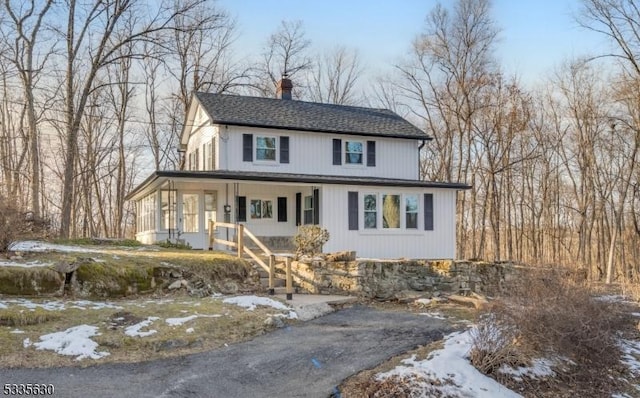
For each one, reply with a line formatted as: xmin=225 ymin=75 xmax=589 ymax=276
xmin=290 ymin=259 xmax=516 ymax=299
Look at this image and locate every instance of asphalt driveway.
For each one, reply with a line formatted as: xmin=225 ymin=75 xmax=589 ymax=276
xmin=1 ymin=305 xmax=452 ymax=398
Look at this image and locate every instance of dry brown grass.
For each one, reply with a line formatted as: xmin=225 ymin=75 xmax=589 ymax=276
xmin=0 ymin=295 xmax=296 ymax=368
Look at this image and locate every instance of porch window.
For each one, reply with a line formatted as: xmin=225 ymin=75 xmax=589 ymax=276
xmin=204 ymin=192 xmax=217 ymax=230
xmin=364 ymin=194 xmax=377 ymax=229
xmin=256 ymin=136 xmax=277 ymax=161
xmin=137 ymin=192 xmax=156 ymax=232
xmin=250 ymin=199 xmax=273 ymax=219
xmin=345 ymin=141 xmax=363 ymax=164
xmin=160 ymin=190 xmax=177 ymax=230
xmin=406 ymin=195 xmax=419 ymax=229
xmin=182 ymin=193 xmax=199 ymax=233
xmin=303 ymin=195 xmax=313 ymax=225
xmin=382 ymin=194 xmax=401 ymax=229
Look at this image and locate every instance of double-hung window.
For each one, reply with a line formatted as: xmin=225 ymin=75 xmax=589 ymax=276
xmin=364 ymin=194 xmax=377 ymax=229
xmin=256 ymin=136 xmax=277 ymax=161
xmin=405 ymin=195 xmax=419 ymax=229
xmin=345 ymin=141 xmax=363 ymax=164
xmin=303 ymin=195 xmax=314 ymax=224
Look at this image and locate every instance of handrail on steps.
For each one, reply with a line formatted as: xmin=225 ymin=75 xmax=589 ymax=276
xmin=208 ymin=220 xmax=293 ymax=300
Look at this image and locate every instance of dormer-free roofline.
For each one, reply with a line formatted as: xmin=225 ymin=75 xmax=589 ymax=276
xmin=180 ymin=92 xmax=432 ymax=147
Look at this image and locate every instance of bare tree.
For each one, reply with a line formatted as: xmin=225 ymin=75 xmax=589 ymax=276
xmin=55 ymin=0 xmax=206 ymax=238
xmin=306 ymin=46 xmax=363 ymax=105
xmin=252 ymin=20 xmax=312 ymax=97
xmin=0 ymin=0 xmax=55 ymax=218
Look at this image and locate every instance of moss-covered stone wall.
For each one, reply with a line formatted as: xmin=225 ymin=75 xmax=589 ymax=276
xmin=291 ymin=259 xmax=516 ymax=299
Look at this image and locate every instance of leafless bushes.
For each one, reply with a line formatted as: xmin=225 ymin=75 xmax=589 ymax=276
xmin=470 ymin=266 xmax=627 ymax=378
xmin=293 ymin=225 xmax=329 ymax=257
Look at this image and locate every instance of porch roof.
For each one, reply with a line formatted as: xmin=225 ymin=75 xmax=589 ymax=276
xmin=126 ymin=170 xmax=471 ymax=200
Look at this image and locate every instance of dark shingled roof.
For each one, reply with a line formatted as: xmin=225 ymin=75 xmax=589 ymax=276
xmin=194 ymin=92 xmax=430 ymax=140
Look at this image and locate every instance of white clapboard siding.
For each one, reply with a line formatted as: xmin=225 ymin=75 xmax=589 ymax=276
xmin=217 ymin=125 xmax=420 ymax=180
xmin=320 ymin=185 xmax=457 ymax=259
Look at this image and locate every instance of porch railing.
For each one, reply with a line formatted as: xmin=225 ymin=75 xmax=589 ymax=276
xmin=208 ymin=220 xmax=294 ymax=299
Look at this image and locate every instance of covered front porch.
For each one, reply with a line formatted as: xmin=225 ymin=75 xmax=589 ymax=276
xmin=130 ymin=174 xmax=321 ymax=251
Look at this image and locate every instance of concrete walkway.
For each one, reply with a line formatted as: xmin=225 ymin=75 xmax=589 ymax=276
xmin=1 ymin=305 xmax=452 ymax=398
xmin=274 ymin=293 xmax=359 ymax=320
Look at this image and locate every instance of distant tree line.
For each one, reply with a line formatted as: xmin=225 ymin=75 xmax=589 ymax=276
xmin=0 ymin=0 xmax=638 ymax=284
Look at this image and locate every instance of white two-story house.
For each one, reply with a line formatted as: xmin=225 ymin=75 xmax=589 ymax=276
xmin=126 ymin=78 xmax=470 ymax=259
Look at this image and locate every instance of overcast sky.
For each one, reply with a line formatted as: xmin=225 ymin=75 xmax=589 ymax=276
xmin=217 ymin=0 xmax=609 ymax=85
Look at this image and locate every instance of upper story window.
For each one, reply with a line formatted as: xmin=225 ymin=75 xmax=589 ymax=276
xmin=333 ymin=139 xmax=375 ymax=167
xmin=243 ymin=134 xmax=289 ymax=164
xmin=345 ymin=141 xmax=363 ymax=164
xmin=256 ymin=136 xmax=277 ymax=161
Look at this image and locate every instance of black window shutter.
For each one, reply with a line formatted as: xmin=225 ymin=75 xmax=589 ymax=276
xmin=296 ymin=192 xmax=302 ymax=226
xmin=424 ymin=193 xmax=434 ymax=231
xmin=237 ymin=196 xmax=247 ymax=222
xmin=348 ymin=191 xmax=358 ymax=230
xmin=277 ymin=197 xmax=287 ymax=222
xmin=312 ymin=188 xmax=320 ymax=225
xmin=242 ymin=134 xmax=253 ymax=162
xmin=367 ymin=141 xmax=376 ymax=167
xmin=280 ymin=136 xmax=289 ymax=164
xmin=295 ymin=193 xmax=302 ymax=226
xmin=332 ymin=139 xmax=342 ymax=165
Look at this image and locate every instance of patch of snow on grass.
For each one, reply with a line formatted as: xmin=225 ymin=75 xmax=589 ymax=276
xmin=125 ymin=317 xmax=159 ymax=337
xmin=377 ymin=330 xmax=522 ymax=398
xmin=9 ymin=240 xmax=100 ymax=253
xmin=0 ymin=302 xmax=7 ymax=309
xmin=33 ymin=325 xmax=109 ymax=360
xmin=499 ymin=358 xmax=556 ymax=381
xmin=22 ymin=338 xmax=31 ymax=348
xmin=186 ymin=328 xmax=194 ymax=334
xmin=4 ymin=299 xmax=122 ymax=311
xmin=222 ymin=295 xmax=290 ymax=311
xmin=165 ymin=314 xmax=221 ymax=326
xmin=0 ymin=260 xmax=53 ymax=268
xmin=166 ymin=315 xmax=198 ymax=326
xmin=10 ymin=329 xmax=25 ymax=334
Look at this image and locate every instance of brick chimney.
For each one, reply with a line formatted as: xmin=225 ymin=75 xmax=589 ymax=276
xmin=276 ymin=75 xmax=293 ymax=100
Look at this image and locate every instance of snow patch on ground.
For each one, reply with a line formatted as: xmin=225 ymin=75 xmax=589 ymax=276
xmin=223 ymin=295 xmax=290 ymax=311
xmin=222 ymin=295 xmax=297 ymax=319
xmin=377 ymin=330 xmax=522 ymax=398
xmin=165 ymin=314 xmax=221 ymax=326
xmin=0 ymin=299 xmax=122 ymax=311
xmin=499 ymin=358 xmax=557 ymax=381
xmin=418 ymin=312 xmax=446 ymax=320
xmin=620 ymin=339 xmax=640 ymax=375
xmin=0 ymin=260 xmax=53 ymax=268
xmin=9 ymin=240 xmax=100 ymax=253
xmin=125 ymin=317 xmax=160 ymax=337
xmin=32 ymin=325 xmax=109 ymax=360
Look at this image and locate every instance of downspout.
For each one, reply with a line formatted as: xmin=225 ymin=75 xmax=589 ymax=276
xmin=418 ymin=140 xmax=426 ymax=180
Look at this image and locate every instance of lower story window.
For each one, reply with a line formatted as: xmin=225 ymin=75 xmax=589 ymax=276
xmin=251 ymin=199 xmax=273 ymax=219
xmin=205 ymin=192 xmax=217 ymax=230
xmin=406 ymin=195 xmax=418 ymax=229
xmin=382 ymin=194 xmax=400 ymax=229
xmin=182 ymin=193 xmax=199 ymax=233
xmin=303 ymin=195 xmax=313 ymax=224
xmin=161 ymin=190 xmax=177 ymax=230
xmin=364 ymin=194 xmax=377 ymax=229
